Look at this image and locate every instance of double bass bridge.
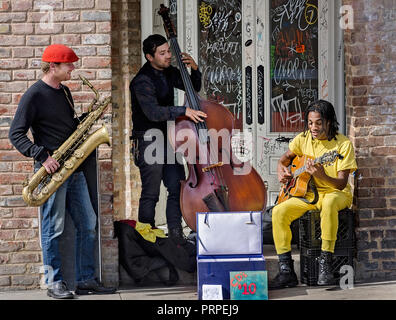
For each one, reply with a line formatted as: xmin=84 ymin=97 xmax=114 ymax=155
xmin=202 ymin=162 xmax=224 ymax=173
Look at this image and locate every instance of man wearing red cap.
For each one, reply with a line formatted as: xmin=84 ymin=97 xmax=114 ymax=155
xmin=9 ymin=44 xmax=116 ymax=299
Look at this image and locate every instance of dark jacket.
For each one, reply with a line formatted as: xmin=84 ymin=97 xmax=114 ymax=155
xmin=9 ymin=80 xmax=79 ymax=164
xmin=114 ymin=221 xmax=196 ymax=283
xmin=130 ymin=62 xmax=202 ymax=136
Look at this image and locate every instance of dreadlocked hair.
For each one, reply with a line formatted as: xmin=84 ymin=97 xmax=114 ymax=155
xmin=303 ymin=100 xmax=339 ymax=141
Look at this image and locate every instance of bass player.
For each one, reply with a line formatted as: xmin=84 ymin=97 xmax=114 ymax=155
xmin=269 ymin=100 xmax=357 ymax=289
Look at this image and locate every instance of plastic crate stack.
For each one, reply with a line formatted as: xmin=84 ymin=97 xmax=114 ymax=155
xmin=299 ymin=208 xmax=356 ymax=286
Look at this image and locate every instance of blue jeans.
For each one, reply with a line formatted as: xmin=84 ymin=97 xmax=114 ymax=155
xmin=40 ymin=171 xmax=97 ymax=285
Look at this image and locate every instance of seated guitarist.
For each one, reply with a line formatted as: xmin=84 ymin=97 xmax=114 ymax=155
xmin=269 ymin=100 xmax=357 ymax=289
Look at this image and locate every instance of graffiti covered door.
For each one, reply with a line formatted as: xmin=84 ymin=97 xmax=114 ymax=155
xmin=196 ymin=0 xmax=342 ymax=206
xmin=198 ymin=0 xmax=244 ymax=129
xmin=257 ymin=0 xmax=321 ymax=205
xmin=256 ymin=0 xmax=342 ymax=205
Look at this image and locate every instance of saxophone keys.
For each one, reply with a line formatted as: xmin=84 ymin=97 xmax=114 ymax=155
xmin=22 ymin=178 xmax=29 ymax=187
xmin=64 ymin=160 xmax=74 ymax=169
xmin=73 ymin=149 xmax=84 ymax=158
xmin=52 ymin=173 xmax=63 ymax=182
xmin=42 ymin=186 xmax=49 ymax=195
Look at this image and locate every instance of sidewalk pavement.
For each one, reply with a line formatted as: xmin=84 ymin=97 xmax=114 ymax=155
xmin=1 ymin=280 xmax=396 ymax=300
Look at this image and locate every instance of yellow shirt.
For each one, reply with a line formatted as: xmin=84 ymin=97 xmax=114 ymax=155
xmin=289 ymin=131 xmax=357 ymax=196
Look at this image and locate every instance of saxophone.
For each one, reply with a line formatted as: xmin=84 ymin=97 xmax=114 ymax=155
xmin=22 ymin=75 xmax=111 ymax=207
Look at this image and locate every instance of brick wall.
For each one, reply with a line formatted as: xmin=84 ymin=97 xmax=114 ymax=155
xmin=344 ymin=0 xmax=396 ymax=280
xmin=111 ymin=0 xmax=141 ymax=223
xmin=0 ymin=0 xmax=116 ymax=289
xmin=108 ymin=0 xmax=142 ymax=286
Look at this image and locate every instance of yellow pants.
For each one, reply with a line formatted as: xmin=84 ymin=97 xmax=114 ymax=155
xmin=272 ymin=190 xmax=352 ymax=254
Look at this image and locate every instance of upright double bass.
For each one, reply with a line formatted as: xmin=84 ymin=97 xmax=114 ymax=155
xmin=158 ymin=5 xmax=267 ymax=231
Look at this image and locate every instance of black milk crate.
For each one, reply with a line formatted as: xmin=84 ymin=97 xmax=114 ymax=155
xmin=300 ymin=247 xmax=355 ymax=286
xmin=299 ymin=208 xmax=355 ymax=249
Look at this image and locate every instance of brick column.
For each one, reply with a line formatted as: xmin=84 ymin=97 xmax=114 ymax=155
xmin=111 ymin=0 xmax=141 ymax=223
xmin=344 ymin=0 xmax=396 ymax=280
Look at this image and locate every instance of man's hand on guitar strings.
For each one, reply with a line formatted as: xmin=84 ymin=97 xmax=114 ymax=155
xmin=305 ymin=158 xmax=326 ymax=180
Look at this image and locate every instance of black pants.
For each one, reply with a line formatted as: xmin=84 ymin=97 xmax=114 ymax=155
xmin=134 ymin=137 xmax=185 ymax=230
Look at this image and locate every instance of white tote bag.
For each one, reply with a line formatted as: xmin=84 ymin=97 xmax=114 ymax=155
xmin=197 ymin=211 xmax=263 ymax=256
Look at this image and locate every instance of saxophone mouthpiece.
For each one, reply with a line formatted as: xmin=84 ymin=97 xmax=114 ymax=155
xmin=78 ymin=75 xmax=92 ymax=88
xmin=78 ymin=75 xmax=99 ymax=112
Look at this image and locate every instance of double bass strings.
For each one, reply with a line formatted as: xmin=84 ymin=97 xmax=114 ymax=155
xmin=169 ymin=37 xmax=228 ymax=191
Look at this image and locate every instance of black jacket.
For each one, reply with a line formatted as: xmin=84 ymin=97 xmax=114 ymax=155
xmin=130 ymin=62 xmax=202 ymax=135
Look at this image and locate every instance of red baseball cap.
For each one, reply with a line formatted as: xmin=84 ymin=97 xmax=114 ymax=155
xmin=42 ymin=44 xmax=79 ymax=63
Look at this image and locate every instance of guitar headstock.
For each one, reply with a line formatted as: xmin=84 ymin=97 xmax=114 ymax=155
xmin=158 ymin=4 xmax=177 ymax=39
xmin=319 ymin=151 xmax=344 ymax=166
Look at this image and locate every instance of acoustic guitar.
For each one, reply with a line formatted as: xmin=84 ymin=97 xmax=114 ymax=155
xmin=275 ymin=150 xmax=344 ymax=204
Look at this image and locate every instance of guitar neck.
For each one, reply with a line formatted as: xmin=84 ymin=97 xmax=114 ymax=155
xmin=293 ymin=155 xmax=323 ymax=177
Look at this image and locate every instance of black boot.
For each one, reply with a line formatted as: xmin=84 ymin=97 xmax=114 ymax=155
xmin=317 ymin=251 xmax=335 ymax=286
xmin=75 ymin=278 xmax=117 ymax=295
xmin=155 ymin=264 xmax=179 ymax=286
xmin=269 ymin=252 xmax=298 ymax=290
xmin=47 ymin=281 xmax=74 ymax=299
xmin=168 ymin=226 xmax=187 ymax=245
